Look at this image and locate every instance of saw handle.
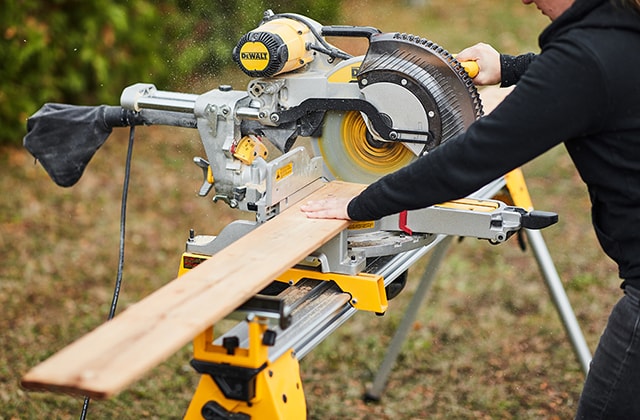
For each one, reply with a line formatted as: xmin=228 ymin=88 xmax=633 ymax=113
xmin=460 ymin=60 xmax=479 ymax=78
xmin=453 ymin=55 xmax=480 ymax=79
xmin=321 ymin=25 xmax=381 ymax=40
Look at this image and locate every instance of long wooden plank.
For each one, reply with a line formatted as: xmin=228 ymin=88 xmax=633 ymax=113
xmin=21 ymin=180 xmax=366 ymax=399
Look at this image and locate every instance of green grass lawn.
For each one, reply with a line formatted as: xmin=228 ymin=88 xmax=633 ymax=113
xmin=1 ymin=1 xmax=619 ymax=418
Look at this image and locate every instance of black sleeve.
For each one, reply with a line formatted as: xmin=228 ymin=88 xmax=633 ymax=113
xmin=500 ymin=53 xmax=537 ymax=87
xmin=347 ymin=39 xmax=606 ymax=221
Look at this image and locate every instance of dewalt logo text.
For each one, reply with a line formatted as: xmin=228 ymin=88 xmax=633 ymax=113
xmin=241 ymin=52 xmax=269 ymax=60
xmin=239 ymin=42 xmax=270 ymax=72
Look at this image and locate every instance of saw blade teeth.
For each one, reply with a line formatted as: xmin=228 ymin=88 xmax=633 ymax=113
xmin=359 ymin=32 xmax=483 ymax=142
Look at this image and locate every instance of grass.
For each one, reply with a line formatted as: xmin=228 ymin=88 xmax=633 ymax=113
xmin=1 ymin=0 xmax=620 ymax=418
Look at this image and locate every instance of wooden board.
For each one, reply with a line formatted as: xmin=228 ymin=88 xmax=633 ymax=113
xmin=21 ymin=180 xmax=366 ymax=399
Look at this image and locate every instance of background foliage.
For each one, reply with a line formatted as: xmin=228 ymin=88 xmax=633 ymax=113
xmin=0 ymin=0 xmax=339 ymax=146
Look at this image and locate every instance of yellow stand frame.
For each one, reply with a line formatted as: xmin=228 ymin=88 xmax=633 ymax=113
xmin=178 ymin=256 xmax=389 ymax=419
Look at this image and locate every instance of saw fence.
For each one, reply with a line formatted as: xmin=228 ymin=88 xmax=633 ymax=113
xmin=20 ymin=10 xmax=591 ymax=419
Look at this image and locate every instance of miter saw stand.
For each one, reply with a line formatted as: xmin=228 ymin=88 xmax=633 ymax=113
xmin=176 ymin=167 xmax=590 ymax=419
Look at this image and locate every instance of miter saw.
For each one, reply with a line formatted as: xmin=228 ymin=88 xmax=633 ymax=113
xmin=23 ymin=10 xmax=566 ymax=419
xmin=112 ymin=10 xmax=539 ymax=263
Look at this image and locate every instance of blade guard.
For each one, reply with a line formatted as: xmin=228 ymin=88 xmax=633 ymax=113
xmin=357 ymin=32 xmax=483 ymax=146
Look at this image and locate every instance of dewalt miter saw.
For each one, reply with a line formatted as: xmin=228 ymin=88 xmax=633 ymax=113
xmin=230 ymin=10 xmax=481 ymax=185
xmin=111 ymin=10 xmax=532 ymax=265
xmin=23 ymin=10 xmax=564 ymax=419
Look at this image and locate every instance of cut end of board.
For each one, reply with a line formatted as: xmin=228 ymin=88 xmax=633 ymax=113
xmin=21 ymin=377 xmax=110 ymax=400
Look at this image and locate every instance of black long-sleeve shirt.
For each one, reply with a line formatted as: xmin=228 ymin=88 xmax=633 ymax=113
xmin=347 ymin=0 xmax=640 ymax=285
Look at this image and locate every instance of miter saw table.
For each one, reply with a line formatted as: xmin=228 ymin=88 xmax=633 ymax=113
xmin=21 ymin=9 xmax=591 ymax=419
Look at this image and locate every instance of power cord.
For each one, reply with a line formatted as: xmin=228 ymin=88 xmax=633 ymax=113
xmin=80 ymin=124 xmax=136 ymax=419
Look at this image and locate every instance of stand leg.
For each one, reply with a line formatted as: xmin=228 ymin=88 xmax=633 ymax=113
xmin=364 ymin=236 xmax=453 ymax=401
xmin=365 ymin=228 xmax=592 ymax=402
xmin=525 ymin=228 xmax=592 ymax=375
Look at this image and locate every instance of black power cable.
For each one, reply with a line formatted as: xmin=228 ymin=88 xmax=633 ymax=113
xmin=79 ymin=124 xmax=136 ymax=419
xmin=269 ymin=12 xmax=352 ymax=60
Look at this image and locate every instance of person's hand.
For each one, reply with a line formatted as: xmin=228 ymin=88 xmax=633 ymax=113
xmin=300 ymin=196 xmax=353 ymax=220
xmin=456 ymin=43 xmax=501 ymax=86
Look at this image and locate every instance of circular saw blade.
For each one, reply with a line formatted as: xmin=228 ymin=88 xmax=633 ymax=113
xmin=314 ymin=32 xmax=482 ymax=184
xmin=315 ymin=110 xmax=417 ymax=184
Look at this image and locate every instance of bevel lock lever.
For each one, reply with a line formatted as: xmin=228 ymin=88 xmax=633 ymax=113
xmin=193 ymin=156 xmax=214 ymax=197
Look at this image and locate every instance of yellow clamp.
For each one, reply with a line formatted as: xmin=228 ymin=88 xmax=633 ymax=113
xmin=234 ymin=135 xmax=269 ymax=165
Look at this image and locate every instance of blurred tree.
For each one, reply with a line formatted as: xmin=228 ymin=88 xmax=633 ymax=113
xmin=0 ymin=0 xmax=341 ymax=146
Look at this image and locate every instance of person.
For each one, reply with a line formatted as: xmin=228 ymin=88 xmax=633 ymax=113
xmin=301 ymin=0 xmax=640 ymax=417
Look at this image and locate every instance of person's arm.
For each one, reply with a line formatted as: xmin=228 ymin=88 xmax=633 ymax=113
xmin=500 ymin=53 xmax=537 ymax=87
xmin=456 ymin=43 xmax=537 ymax=87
